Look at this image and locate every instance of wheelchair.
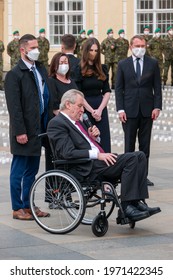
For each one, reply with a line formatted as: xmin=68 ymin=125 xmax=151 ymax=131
xmin=29 ymin=136 xmax=136 ymax=237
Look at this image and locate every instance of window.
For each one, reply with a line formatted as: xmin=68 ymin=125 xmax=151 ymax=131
xmin=136 ymin=0 xmax=173 ymax=35
xmin=49 ymin=0 xmax=84 ymax=45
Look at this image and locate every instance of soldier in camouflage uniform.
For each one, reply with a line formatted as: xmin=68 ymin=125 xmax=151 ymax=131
xmin=148 ymin=28 xmax=164 ymax=80
xmin=74 ymin=29 xmax=87 ymax=59
xmin=0 ymin=40 xmax=5 ymax=90
xmin=100 ymin=28 xmax=116 ymax=89
xmin=141 ymin=25 xmax=153 ymax=56
xmin=7 ymin=30 xmax=20 ymax=69
xmin=114 ymin=29 xmax=129 ymax=86
xmin=163 ymin=26 xmax=173 ymax=86
xmin=37 ymin=28 xmax=50 ymax=71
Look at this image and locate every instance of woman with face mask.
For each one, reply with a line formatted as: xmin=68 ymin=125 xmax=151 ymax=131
xmin=49 ymin=52 xmax=78 ymax=115
xmin=75 ymin=38 xmax=111 ymax=152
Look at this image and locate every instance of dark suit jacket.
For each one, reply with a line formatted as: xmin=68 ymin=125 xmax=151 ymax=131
xmin=4 ymin=59 xmax=54 ymax=156
xmin=67 ymin=54 xmax=80 ymax=80
xmin=47 ymin=113 xmax=94 ymax=177
xmin=115 ymin=55 xmax=162 ymax=118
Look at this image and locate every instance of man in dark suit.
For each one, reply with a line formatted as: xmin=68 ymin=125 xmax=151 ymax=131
xmin=61 ymin=34 xmax=80 ymax=80
xmin=47 ymin=89 xmax=161 ymax=222
xmin=5 ymin=34 xmax=53 ymax=220
xmin=115 ymin=35 xmax=162 ymax=186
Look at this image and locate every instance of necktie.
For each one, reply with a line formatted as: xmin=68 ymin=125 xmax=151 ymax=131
xmin=75 ymin=121 xmax=104 ymax=153
xmin=31 ymin=66 xmax=44 ymax=115
xmin=136 ymin=58 xmax=141 ymax=81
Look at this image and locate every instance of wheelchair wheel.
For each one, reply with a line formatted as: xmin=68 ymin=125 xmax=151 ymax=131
xmin=92 ymin=213 xmax=108 ymax=237
xmin=82 ymin=183 xmax=115 ymax=225
xmin=30 ymin=170 xmax=85 ymax=234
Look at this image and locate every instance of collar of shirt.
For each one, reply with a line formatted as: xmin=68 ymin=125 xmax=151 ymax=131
xmin=22 ymin=58 xmax=35 ymax=70
xmin=132 ymin=54 xmax=144 ymax=63
xmin=60 ymin=112 xmax=76 ymax=125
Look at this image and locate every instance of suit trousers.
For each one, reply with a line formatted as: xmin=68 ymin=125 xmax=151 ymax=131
xmin=10 ymin=155 xmax=40 ymax=210
xmin=92 ymin=151 xmax=149 ymax=202
xmin=122 ymin=110 xmax=153 ymax=174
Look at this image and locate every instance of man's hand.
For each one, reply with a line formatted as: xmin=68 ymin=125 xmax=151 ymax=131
xmin=98 ymin=153 xmax=117 ymax=166
xmin=118 ymin=111 xmax=127 ymax=123
xmin=88 ymin=125 xmax=100 ymax=140
xmin=16 ymin=134 xmax=28 ymax=144
xmin=152 ymin=109 xmax=160 ymax=120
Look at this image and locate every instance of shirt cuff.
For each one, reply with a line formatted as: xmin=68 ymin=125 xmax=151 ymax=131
xmin=89 ymin=150 xmax=98 ymax=159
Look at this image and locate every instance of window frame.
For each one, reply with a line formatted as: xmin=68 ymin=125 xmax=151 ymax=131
xmin=47 ymin=0 xmax=86 ymax=47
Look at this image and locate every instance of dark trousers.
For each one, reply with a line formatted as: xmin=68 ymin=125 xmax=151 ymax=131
xmin=92 ymin=151 xmax=149 ymax=202
xmin=122 ymin=111 xmax=153 ymax=174
xmin=10 ymin=155 xmax=40 ymax=210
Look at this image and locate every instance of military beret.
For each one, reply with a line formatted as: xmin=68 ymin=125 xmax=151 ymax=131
xmin=155 ymin=28 xmax=161 ymax=33
xmin=87 ymin=29 xmax=93 ymax=36
xmin=13 ymin=30 xmax=19 ymax=35
xmin=118 ymin=29 xmax=124 ymax=35
xmin=143 ymin=25 xmax=150 ymax=30
xmin=167 ymin=26 xmax=173 ymax=31
xmin=39 ymin=28 xmax=45 ymax=33
xmin=79 ymin=29 xmax=85 ymax=34
xmin=107 ymin=28 xmax=113 ymax=34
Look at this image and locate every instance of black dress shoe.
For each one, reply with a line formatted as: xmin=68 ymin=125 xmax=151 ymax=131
xmin=147 ymin=178 xmax=154 ymax=186
xmin=124 ymin=205 xmax=149 ymax=221
xmin=137 ymin=202 xmax=161 ymax=216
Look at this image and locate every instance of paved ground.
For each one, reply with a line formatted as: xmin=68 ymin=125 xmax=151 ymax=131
xmin=0 ymin=89 xmax=173 ymax=260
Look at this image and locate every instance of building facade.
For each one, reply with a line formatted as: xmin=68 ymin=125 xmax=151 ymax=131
xmin=0 ymin=0 xmax=173 ymax=71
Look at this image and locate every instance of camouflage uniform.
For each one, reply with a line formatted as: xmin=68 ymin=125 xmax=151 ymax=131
xmin=148 ymin=36 xmax=164 ymax=79
xmin=74 ymin=36 xmax=87 ymax=59
xmin=162 ymin=35 xmax=173 ymax=85
xmin=141 ymin=34 xmax=153 ymax=56
xmin=100 ymin=36 xmax=117 ymax=88
xmin=37 ymin=36 xmax=50 ymax=71
xmin=7 ymin=39 xmax=20 ymax=69
xmin=0 ymin=40 xmax=5 ymax=89
xmin=113 ymin=37 xmax=129 ymax=84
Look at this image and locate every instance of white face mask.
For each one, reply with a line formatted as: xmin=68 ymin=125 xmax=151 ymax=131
xmin=169 ymin=30 xmax=173 ymax=36
xmin=108 ymin=33 xmax=114 ymax=38
xmin=26 ymin=48 xmax=40 ymax=61
xmin=81 ymin=34 xmax=86 ymax=39
xmin=120 ymin=33 xmax=125 ymax=38
xmin=89 ymin=34 xmax=94 ymax=38
xmin=57 ymin=64 xmax=69 ymax=75
xmin=144 ymin=31 xmax=149 ymax=35
xmin=14 ymin=35 xmax=20 ymax=39
xmin=132 ymin=47 xmax=146 ymax=58
xmin=155 ymin=33 xmax=161 ymax=38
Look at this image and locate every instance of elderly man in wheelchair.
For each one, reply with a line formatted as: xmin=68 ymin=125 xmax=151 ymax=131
xmin=29 ymin=89 xmax=161 ymax=237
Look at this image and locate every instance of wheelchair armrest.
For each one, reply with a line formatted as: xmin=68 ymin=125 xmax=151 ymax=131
xmin=53 ymin=158 xmax=91 ymax=165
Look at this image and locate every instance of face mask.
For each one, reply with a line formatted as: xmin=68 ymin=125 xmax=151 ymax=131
xmin=89 ymin=34 xmax=94 ymax=38
xmin=81 ymin=34 xmax=86 ymax=39
xmin=155 ymin=33 xmax=161 ymax=38
xmin=108 ymin=33 xmax=114 ymax=38
xmin=120 ymin=33 xmax=125 ymax=38
xmin=132 ymin=47 xmax=146 ymax=58
xmin=144 ymin=31 xmax=149 ymax=35
xmin=169 ymin=30 xmax=173 ymax=36
xmin=14 ymin=35 xmax=20 ymax=39
xmin=57 ymin=64 xmax=69 ymax=75
xmin=26 ymin=48 xmax=40 ymax=61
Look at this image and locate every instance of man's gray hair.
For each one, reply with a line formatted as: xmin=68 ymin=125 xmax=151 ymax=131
xmin=59 ymin=89 xmax=84 ymax=110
